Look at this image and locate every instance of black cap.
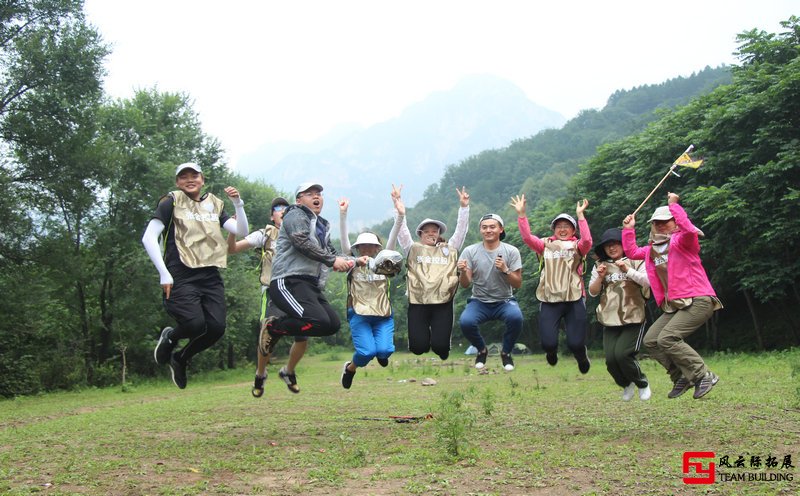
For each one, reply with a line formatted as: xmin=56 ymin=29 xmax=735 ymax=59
xmin=593 ymin=228 xmax=623 ymax=260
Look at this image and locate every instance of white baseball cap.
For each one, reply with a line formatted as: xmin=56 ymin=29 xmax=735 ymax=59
xmin=175 ymin=162 xmax=202 ymax=176
xmin=295 ymin=182 xmax=324 ymax=198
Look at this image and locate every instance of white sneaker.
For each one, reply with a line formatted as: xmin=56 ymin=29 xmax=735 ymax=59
xmin=621 ymin=383 xmax=636 ymax=401
xmin=639 ymin=384 xmax=652 ymax=401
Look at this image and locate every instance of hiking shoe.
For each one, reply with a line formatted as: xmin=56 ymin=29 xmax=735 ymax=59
xmin=578 ymin=356 xmax=591 ymax=374
xmin=667 ymin=377 xmax=693 ymax=398
xmin=693 ymin=372 xmax=719 ymax=399
xmin=546 ymin=351 xmax=558 ymax=366
xmin=639 ymin=384 xmax=652 ymax=401
xmin=341 ymin=361 xmax=356 ymax=389
xmin=251 ymin=374 xmax=266 ymax=398
xmin=258 ymin=317 xmax=276 ymax=357
xmin=278 ymin=366 xmax=300 ymax=394
xmin=169 ymin=353 xmax=187 ymax=389
xmin=154 ymin=327 xmax=175 ymax=365
xmin=501 ymin=353 xmax=514 ymax=371
xmin=377 ymin=357 xmax=389 ymax=367
xmin=622 ymin=383 xmax=636 ymax=401
xmin=474 ymin=349 xmax=488 ymax=369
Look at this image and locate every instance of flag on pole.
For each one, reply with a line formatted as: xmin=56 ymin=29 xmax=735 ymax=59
xmin=673 ymin=151 xmax=703 ymax=169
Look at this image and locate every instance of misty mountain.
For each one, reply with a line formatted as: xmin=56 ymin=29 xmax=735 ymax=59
xmin=235 ymin=74 xmax=566 ymax=232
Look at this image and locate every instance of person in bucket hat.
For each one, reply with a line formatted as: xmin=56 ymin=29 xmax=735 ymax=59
xmin=387 ymin=183 xmax=470 ymax=361
xmin=622 ymin=192 xmax=723 ymax=400
xmin=337 ymin=198 xmax=404 ymax=389
xmin=588 ymin=227 xmax=652 ymax=401
xmin=511 ymin=194 xmax=593 ymax=374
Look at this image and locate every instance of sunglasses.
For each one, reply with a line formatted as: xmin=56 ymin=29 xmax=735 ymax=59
xmin=273 ymin=205 xmax=287 ymax=212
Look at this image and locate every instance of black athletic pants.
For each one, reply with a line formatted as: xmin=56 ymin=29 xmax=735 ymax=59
xmin=407 ymin=301 xmax=454 ymax=360
xmin=268 ymin=276 xmax=340 ymax=337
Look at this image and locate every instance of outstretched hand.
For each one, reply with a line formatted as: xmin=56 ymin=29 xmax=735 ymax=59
xmin=510 ymin=194 xmax=526 ymax=216
xmin=576 ymin=198 xmax=589 ymax=218
xmin=391 ymin=184 xmax=406 ymax=216
xmin=338 ymin=198 xmax=349 ymax=213
xmin=623 ymin=214 xmax=635 ymax=229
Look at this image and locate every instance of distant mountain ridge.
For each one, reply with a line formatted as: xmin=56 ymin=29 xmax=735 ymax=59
xmin=235 ymin=74 xmax=566 ymax=231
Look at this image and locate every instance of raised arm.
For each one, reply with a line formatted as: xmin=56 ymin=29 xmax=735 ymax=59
xmin=389 ymin=184 xmax=412 ymax=253
xmin=448 ymin=186 xmax=471 ymax=250
xmin=575 ymin=199 xmax=593 ymax=256
xmin=621 ymin=213 xmax=647 ymax=260
xmin=667 ymin=193 xmax=701 ymax=252
xmin=511 ymin=194 xmax=544 ymax=254
xmin=339 ymin=198 xmax=352 ymax=254
xmin=220 ymin=186 xmax=249 ymax=236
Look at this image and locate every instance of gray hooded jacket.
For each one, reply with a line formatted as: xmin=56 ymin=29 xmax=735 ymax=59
xmin=271 ymin=204 xmax=339 ymax=284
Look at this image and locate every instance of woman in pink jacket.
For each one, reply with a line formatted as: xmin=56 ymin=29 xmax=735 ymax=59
xmin=512 ymin=195 xmax=593 ymax=373
xmin=622 ymin=192 xmax=722 ymax=399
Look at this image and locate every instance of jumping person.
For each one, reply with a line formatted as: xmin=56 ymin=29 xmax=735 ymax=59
xmin=512 ymin=194 xmax=593 ymax=373
xmin=457 ymin=214 xmax=524 ymax=371
xmin=388 ymin=184 xmax=470 ymax=360
xmin=261 ymin=182 xmax=357 ymax=391
xmin=143 ymin=162 xmax=250 ymax=389
xmin=587 ymin=228 xmax=651 ymax=400
xmin=622 ymin=192 xmax=722 ymax=399
xmin=338 ymin=198 xmax=401 ymax=389
xmin=227 ymin=196 xmax=309 ymax=397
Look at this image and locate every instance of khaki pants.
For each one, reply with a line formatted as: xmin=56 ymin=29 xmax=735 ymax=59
xmin=643 ymin=296 xmax=714 ymax=384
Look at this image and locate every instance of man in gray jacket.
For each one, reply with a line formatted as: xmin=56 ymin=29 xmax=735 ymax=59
xmin=265 ymin=182 xmax=354 ymax=344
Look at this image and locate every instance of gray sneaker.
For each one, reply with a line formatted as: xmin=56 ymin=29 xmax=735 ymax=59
xmin=154 ymin=327 xmax=175 ymax=365
xmin=169 ymin=354 xmax=187 ymax=389
xmin=693 ymin=372 xmax=719 ymax=399
xmin=667 ymin=377 xmax=693 ymax=398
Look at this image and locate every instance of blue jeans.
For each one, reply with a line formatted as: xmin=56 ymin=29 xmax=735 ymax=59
xmin=347 ymin=308 xmax=395 ymax=367
xmin=459 ymin=298 xmax=523 ymax=354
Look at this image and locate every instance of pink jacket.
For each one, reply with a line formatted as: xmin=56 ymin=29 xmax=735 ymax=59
xmin=517 ymin=216 xmax=593 ymax=296
xmin=622 ymin=203 xmax=716 ymax=306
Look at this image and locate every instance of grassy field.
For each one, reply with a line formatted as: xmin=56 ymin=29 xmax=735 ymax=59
xmin=1 ymin=348 xmax=798 ymax=495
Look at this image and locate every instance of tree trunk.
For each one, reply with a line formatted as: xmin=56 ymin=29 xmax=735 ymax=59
xmin=76 ymin=281 xmax=95 ymax=383
xmin=98 ymin=267 xmax=114 ymax=363
xmin=227 ymin=341 xmax=235 ymax=369
xmin=742 ymin=289 xmax=764 ymax=350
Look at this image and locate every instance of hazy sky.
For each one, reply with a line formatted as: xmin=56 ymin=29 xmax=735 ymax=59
xmin=84 ymin=0 xmax=796 ymax=172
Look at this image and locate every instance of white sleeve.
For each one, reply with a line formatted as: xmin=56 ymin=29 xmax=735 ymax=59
xmin=244 ymin=230 xmax=266 ymax=248
xmin=222 ymin=198 xmax=249 ymax=236
xmin=627 ymin=260 xmax=651 ymax=288
xmin=391 ymin=213 xmax=413 ymax=253
xmin=448 ymin=206 xmax=470 ymax=250
xmin=141 ymin=219 xmax=173 ymax=285
xmin=587 ymin=265 xmax=601 ymax=297
xmin=340 ymin=210 xmax=352 ymax=254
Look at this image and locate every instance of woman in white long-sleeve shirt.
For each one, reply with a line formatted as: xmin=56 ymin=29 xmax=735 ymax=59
xmin=387 ymin=185 xmax=469 ymax=361
xmin=141 ymin=162 xmax=249 ymax=389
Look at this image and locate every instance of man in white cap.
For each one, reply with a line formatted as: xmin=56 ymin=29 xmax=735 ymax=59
xmin=457 ymin=213 xmax=524 ymax=371
xmin=261 ymin=182 xmax=356 ymax=392
xmin=143 ymin=162 xmax=250 ymax=389
xmin=227 ymin=195 xmax=309 ymax=397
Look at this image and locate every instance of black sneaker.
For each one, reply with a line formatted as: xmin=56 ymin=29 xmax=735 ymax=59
xmin=341 ymin=361 xmax=356 ymax=389
xmin=252 ymin=374 xmax=266 ymax=398
xmin=578 ymin=356 xmax=591 ymax=374
xmin=692 ymin=372 xmax=719 ymax=399
xmin=501 ymin=353 xmax=514 ymax=371
xmin=169 ymin=354 xmax=187 ymax=389
xmin=377 ymin=357 xmax=389 ymax=367
xmin=475 ymin=349 xmax=488 ymax=369
xmin=546 ymin=351 xmax=558 ymax=366
xmin=154 ymin=327 xmax=175 ymax=365
xmin=667 ymin=377 xmax=693 ymax=398
xmin=278 ymin=366 xmax=300 ymax=394
xmin=258 ymin=317 xmax=275 ymax=357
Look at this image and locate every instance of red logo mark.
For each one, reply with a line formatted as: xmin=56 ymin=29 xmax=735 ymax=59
xmin=683 ymin=451 xmax=716 ymax=484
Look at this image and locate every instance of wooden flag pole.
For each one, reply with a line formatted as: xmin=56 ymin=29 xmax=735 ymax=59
xmin=631 ymin=145 xmax=694 ymax=217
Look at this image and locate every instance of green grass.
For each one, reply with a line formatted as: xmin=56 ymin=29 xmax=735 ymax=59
xmin=1 ymin=349 xmax=798 ymax=495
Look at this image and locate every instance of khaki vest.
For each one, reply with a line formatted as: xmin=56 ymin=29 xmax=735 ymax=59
xmin=349 ymin=266 xmax=391 ymax=317
xmin=536 ymin=239 xmax=583 ymax=302
xmin=259 ymin=224 xmax=279 ymax=285
xmin=170 ymin=190 xmax=227 ymax=268
xmin=406 ymin=242 xmax=459 ymax=304
xmin=595 ymin=259 xmax=648 ymax=326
